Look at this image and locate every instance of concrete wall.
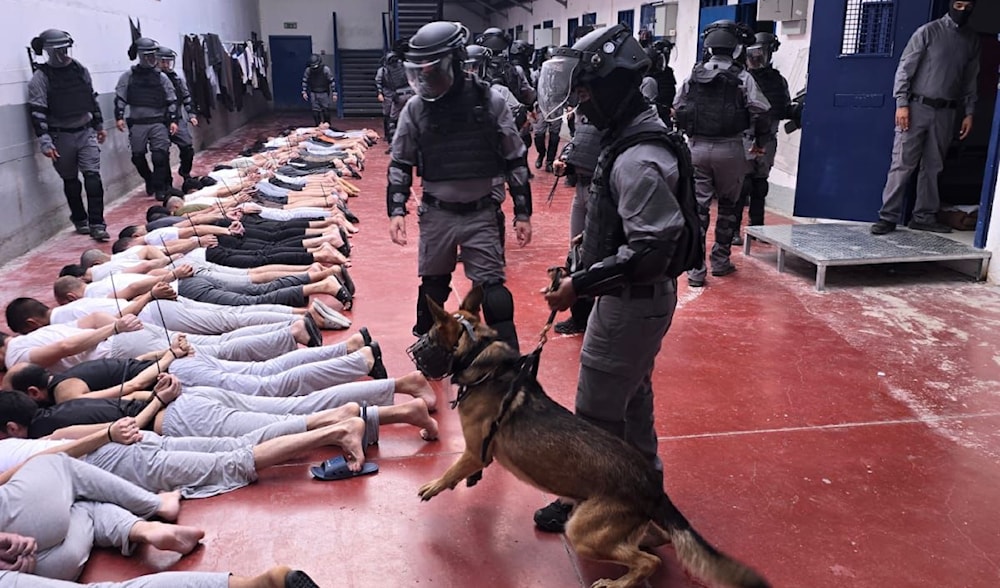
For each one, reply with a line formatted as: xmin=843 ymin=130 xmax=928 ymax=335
xmin=259 ymin=0 xmax=389 ymax=53
xmin=0 ymin=0 xmax=267 ymax=265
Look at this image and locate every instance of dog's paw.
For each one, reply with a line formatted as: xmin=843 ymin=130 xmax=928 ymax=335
xmin=418 ymin=479 xmax=446 ymax=501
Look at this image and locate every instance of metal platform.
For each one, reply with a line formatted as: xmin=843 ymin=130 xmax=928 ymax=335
xmin=743 ymin=224 xmax=992 ymax=291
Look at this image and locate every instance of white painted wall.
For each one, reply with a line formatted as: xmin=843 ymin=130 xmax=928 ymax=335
xmin=258 ymin=0 xmax=389 ymax=52
xmin=0 ymin=0 xmax=266 ymax=266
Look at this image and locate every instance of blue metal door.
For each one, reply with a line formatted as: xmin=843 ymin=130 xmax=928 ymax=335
xmin=794 ymin=0 xmax=935 ymax=221
xmin=269 ymin=35 xmax=313 ymax=110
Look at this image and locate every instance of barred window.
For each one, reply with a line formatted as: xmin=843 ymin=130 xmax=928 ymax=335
xmin=842 ymin=0 xmax=896 ymax=56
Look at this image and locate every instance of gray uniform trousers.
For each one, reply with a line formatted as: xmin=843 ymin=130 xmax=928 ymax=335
xmin=578 ymin=283 xmax=677 ymax=472
xmin=127 ymin=124 xmax=170 ymax=156
xmin=569 ymin=176 xmax=592 ymax=238
xmin=141 ymin=298 xmax=294 ymax=335
xmin=0 ymin=571 xmax=228 ymax=588
xmin=83 ymin=420 xmax=301 ymax=499
xmin=309 ymin=92 xmax=334 ymax=114
xmin=688 ymin=137 xmax=749 ymax=281
xmin=109 ymin=323 xmax=297 ymax=363
xmin=51 ymin=129 xmax=104 ymax=228
xmin=0 ymin=454 xmax=160 ymax=581
xmin=417 ymin=205 xmax=505 ymax=284
xmin=878 ymin=101 xmax=958 ymax=225
xmin=169 ymin=343 xmax=369 ymax=397
xmin=161 ymin=383 xmax=394 ymax=439
xmin=169 ymin=117 xmax=193 ymax=149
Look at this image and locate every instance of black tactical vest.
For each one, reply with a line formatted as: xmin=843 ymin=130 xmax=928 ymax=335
xmin=675 ymin=63 xmax=750 ymax=138
xmin=751 ymin=67 xmax=790 ymax=120
xmin=652 ymin=67 xmax=676 ymax=108
xmin=564 ymin=121 xmax=603 ymax=177
xmin=307 ymin=66 xmax=331 ymax=92
xmin=415 ymin=76 xmax=504 ymax=182
xmin=579 ymin=122 xmax=703 ymax=278
xmin=384 ymin=61 xmax=409 ymax=92
xmin=41 ymin=61 xmax=94 ymax=118
xmin=126 ymin=66 xmax=167 ymax=109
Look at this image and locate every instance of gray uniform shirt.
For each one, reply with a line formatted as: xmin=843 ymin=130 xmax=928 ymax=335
xmin=674 ymin=56 xmax=772 ymax=142
xmin=390 ymin=84 xmax=529 ymax=218
xmin=893 ymin=15 xmax=980 ymax=116
xmin=27 ymin=61 xmax=100 ymax=153
xmin=374 ymin=66 xmax=386 ymax=96
xmin=302 ymin=65 xmax=335 ymax=94
xmin=113 ymin=68 xmax=178 ymax=122
xmin=607 ymin=108 xmax=686 ymax=265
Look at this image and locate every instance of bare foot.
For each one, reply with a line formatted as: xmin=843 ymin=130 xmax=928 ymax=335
xmin=324 ymin=417 xmax=366 ymax=471
xmin=382 ymin=397 xmax=439 ymax=441
xmin=155 ymin=490 xmax=181 ymax=522
xmin=132 ymin=521 xmax=204 ymax=554
xmin=395 ymin=370 xmax=438 ymax=413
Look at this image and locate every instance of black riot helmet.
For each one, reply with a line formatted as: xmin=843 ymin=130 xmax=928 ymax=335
xmin=746 ymin=32 xmax=780 ymax=70
xmin=404 ymin=21 xmax=470 ymax=101
xmin=463 ymin=44 xmax=492 ymax=77
xmin=537 ymin=23 xmax=650 ymax=129
xmin=392 ymin=37 xmax=410 ymax=57
xmin=702 ymin=20 xmax=754 ymax=61
xmin=30 ymin=29 xmax=74 ymax=66
xmin=156 ymin=46 xmax=177 ymax=72
xmin=308 ymin=54 xmax=322 ymax=69
xmin=129 ymin=37 xmax=160 ymax=68
xmin=477 ymin=27 xmax=511 ymax=53
xmin=509 ymin=39 xmax=533 ymax=68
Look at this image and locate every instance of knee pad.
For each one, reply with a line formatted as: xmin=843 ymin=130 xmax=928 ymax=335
xmin=150 ymin=150 xmax=169 ymax=169
xmin=63 ymin=178 xmax=83 ymax=198
xmin=480 ymin=281 xmax=514 ymax=324
xmin=130 ymin=154 xmax=152 ymax=178
xmin=81 ymin=172 xmax=103 ymax=197
xmin=413 ymin=274 xmax=453 ymax=336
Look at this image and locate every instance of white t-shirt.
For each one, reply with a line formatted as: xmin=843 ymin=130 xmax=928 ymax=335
xmin=89 ymin=247 xmax=146 ymax=282
xmin=50 ymin=298 xmax=123 ymax=324
xmin=145 ymin=227 xmax=180 ymax=245
xmin=85 ymin=273 xmax=149 ymax=299
xmin=0 ymin=438 xmax=64 ymax=473
xmin=4 ymin=322 xmax=111 ymax=373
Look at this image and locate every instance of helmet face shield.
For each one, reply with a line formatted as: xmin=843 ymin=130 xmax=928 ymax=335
xmin=46 ymin=46 xmax=72 ymax=66
xmin=405 ymin=53 xmax=455 ymax=101
xmin=139 ymin=50 xmax=158 ymax=68
xmin=159 ymin=56 xmax=176 ymax=72
xmin=537 ymin=54 xmax=580 ymax=122
xmin=746 ymin=45 xmax=770 ymax=70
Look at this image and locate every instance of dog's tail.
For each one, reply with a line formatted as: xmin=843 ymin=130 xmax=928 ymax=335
xmin=656 ymin=494 xmax=771 ymax=588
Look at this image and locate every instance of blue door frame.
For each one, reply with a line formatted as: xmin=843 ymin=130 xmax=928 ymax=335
xmin=975 ymin=75 xmax=1000 ymax=248
xmin=269 ymin=35 xmax=312 ymax=111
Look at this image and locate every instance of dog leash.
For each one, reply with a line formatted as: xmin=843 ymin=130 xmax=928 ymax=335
xmin=534 ymin=266 xmax=567 ymax=358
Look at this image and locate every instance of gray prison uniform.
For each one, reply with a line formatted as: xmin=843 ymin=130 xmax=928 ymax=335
xmin=577 ymin=108 xmax=686 ymax=472
xmin=108 ymin=322 xmax=298 ymax=363
xmin=169 ymin=342 xmax=370 ymax=397
xmin=879 ymin=15 xmax=981 ymax=226
xmin=161 ymin=385 xmax=389 ymax=442
xmin=390 ymin=86 xmax=529 ymax=283
xmin=0 ymin=571 xmax=228 ymax=588
xmin=0 ymin=454 xmax=160 ymax=581
xmin=26 ymin=62 xmax=104 ymax=228
xmin=113 ymin=69 xmax=177 ymax=156
xmin=674 ymin=56 xmax=771 ymax=280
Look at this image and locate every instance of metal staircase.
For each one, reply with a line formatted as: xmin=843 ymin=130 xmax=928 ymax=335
xmin=338 ymin=49 xmax=384 ymax=118
xmin=394 ymin=0 xmax=442 ymax=40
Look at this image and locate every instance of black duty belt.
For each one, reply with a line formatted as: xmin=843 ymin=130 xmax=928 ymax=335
xmin=422 ymin=193 xmax=497 ymax=213
xmin=49 ymin=125 xmax=90 ymax=133
xmin=608 ymin=279 xmax=676 ymax=299
xmin=911 ymin=95 xmax=958 ymax=110
xmin=126 ymin=117 xmax=169 ymax=125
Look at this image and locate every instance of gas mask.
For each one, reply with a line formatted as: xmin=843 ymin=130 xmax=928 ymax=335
xmin=406 ymin=314 xmax=478 ymax=380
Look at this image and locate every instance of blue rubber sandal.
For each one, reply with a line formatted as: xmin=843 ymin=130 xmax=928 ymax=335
xmin=285 ymin=570 xmax=320 ymax=588
xmin=310 ymin=455 xmax=378 ymax=481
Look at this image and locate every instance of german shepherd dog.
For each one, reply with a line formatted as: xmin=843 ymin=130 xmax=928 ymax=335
xmin=416 ymin=288 xmax=770 ymax=588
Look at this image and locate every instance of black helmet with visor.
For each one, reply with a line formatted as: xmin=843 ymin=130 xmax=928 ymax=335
xmin=404 ymin=21 xmax=470 ymax=101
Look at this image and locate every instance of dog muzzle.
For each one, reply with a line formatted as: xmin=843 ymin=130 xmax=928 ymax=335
xmin=406 ymin=315 xmax=478 ymax=380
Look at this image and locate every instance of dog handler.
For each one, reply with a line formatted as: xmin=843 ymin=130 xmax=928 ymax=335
xmin=387 ymin=21 xmax=533 ymax=352
xmin=537 ymin=24 xmax=691 ymax=532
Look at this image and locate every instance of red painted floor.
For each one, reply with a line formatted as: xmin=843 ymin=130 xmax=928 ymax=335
xmin=3 ymin=114 xmax=1000 ymax=587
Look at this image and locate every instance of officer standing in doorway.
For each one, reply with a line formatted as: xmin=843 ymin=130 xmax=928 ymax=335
xmin=114 ymin=37 xmax=179 ymax=202
xmin=301 ymin=54 xmax=336 ymax=127
xmin=375 ymin=39 xmax=413 ymax=152
xmin=531 ymin=46 xmax=563 ymax=173
xmin=27 ymin=29 xmax=109 ymax=242
xmin=674 ymin=20 xmax=771 ymax=288
xmin=156 ymin=46 xmax=199 ymax=190
xmin=536 ymin=23 xmax=698 ymax=531
xmin=733 ymin=32 xmax=791 ymax=245
xmin=871 ymin=0 xmax=980 ymax=235
xmin=387 ymin=21 xmax=533 ymax=352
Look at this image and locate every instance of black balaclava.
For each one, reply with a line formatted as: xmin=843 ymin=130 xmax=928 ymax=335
xmin=577 ymin=69 xmax=646 ymax=131
xmin=949 ymin=1 xmax=975 ymax=27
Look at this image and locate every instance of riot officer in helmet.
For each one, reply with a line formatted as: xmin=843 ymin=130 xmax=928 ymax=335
xmin=733 ymin=32 xmax=791 ymax=245
xmin=301 ymin=53 xmax=336 ymax=127
xmin=537 ymin=23 xmax=700 ymax=531
xmin=477 ymin=27 xmax=535 ymax=107
xmin=27 ymin=29 xmax=109 ymax=241
xmin=375 ymin=38 xmax=413 ymax=151
xmin=646 ymin=38 xmax=677 ymax=126
xmin=114 ymin=37 xmax=180 ymax=202
xmin=156 ymin=46 xmax=200 ymax=189
xmin=389 ymin=21 xmax=533 ymax=352
xmin=531 ymin=45 xmax=563 ymax=173
xmin=673 ymin=20 xmax=771 ymax=287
